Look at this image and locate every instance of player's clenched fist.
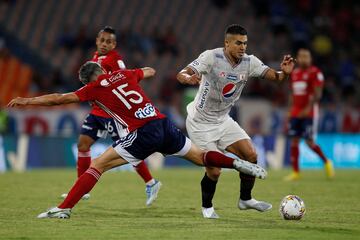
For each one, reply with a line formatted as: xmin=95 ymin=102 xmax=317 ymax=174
xmin=280 ymin=54 xmax=295 ymax=75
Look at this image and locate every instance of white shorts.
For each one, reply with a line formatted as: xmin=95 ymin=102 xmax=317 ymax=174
xmin=186 ymin=116 xmax=250 ymax=152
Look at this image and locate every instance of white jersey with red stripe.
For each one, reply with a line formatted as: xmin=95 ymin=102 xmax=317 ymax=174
xmin=187 ymin=48 xmax=269 ymax=124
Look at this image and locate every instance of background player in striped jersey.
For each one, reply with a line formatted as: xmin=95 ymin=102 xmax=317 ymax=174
xmin=63 ymin=26 xmax=161 ymax=205
xmin=285 ymin=48 xmax=335 ymax=181
xmin=177 ymin=24 xmax=295 ymax=218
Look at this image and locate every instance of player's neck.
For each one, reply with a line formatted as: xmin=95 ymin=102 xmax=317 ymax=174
xmin=300 ymin=65 xmax=310 ymax=70
xmin=224 ymin=49 xmax=240 ymax=66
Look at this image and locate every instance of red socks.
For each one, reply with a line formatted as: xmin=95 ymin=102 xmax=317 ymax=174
xmin=77 ymin=150 xmax=91 ymax=178
xmin=203 ymin=151 xmax=234 ymax=168
xmin=290 ymin=144 xmax=299 ymax=172
xmin=309 ymin=144 xmax=327 ymax=163
xmin=59 ymin=167 xmax=101 ymax=209
xmin=134 ymin=161 xmax=153 ymax=183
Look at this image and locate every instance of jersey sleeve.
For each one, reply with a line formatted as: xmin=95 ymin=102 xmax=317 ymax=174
xmin=104 ymin=53 xmax=126 ymax=73
xmin=132 ymin=69 xmax=144 ymax=82
xmin=74 ymin=83 xmax=97 ymax=101
xmin=249 ymin=55 xmax=269 ymax=78
xmin=188 ymin=50 xmax=214 ymax=75
xmin=313 ymin=69 xmax=325 ymax=87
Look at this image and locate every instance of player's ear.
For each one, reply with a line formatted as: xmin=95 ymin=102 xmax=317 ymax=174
xmin=224 ymin=39 xmax=229 ymax=48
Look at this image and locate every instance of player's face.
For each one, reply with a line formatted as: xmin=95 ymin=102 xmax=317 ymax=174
xmin=296 ymin=49 xmax=312 ymax=68
xmin=96 ymin=32 xmax=116 ymax=55
xmin=225 ymin=34 xmax=248 ymax=60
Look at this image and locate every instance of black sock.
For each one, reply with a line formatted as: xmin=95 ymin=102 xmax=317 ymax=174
xmin=201 ymin=173 xmax=218 ymax=208
xmin=240 ymin=172 xmax=255 ymax=201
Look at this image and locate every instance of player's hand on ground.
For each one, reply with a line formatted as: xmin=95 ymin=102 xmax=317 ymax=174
xmin=7 ymin=97 xmax=29 ymax=107
xmin=186 ymin=74 xmax=201 ymax=85
xmin=280 ymin=54 xmax=295 ymax=75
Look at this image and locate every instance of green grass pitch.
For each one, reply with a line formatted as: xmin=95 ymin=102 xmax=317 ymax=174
xmin=0 ymin=168 xmax=359 ymax=240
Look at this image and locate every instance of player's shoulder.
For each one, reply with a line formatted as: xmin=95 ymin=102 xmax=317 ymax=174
xmin=242 ymin=53 xmax=254 ymax=62
xmin=200 ymin=48 xmax=217 ymax=57
xmin=309 ymin=65 xmax=322 ymax=74
xmin=105 ymin=50 xmax=122 ymax=60
xmin=93 ymin=73 xmax=111 ymax=87
xmin=292 ymin=67 xmax=302 ymax=74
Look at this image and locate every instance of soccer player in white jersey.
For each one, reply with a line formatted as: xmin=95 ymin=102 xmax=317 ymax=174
xmin=177 ymin=24 xmax=295 ymax=218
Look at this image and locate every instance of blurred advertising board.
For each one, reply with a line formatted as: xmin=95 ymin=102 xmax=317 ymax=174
xmin=1 ymin=133 xmax=359 ymax=172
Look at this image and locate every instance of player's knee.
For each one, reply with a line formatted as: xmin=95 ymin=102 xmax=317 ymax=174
xmin=291 ymin=138 xmax=300 ymax=146
xmin=305 ymin=139 xmax=314 ymax=147
xmin=206 ymin=167 xmax=221 ymax=180
xmin=77 ymin=141 xmax=91 ymax=152
xmin=90 ymin=158 xmax=105 ymax=173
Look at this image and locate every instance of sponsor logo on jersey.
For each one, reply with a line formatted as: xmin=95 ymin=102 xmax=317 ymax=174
xmin=292 ymin=81 xmax=307 ymax=95
xmin=101 ymin=72 xmax=126 ymax=87
xmin=198 ymin=81 xmax=210 ymax=109
xmin=215 ymin=53 xmax=224 ymax=59
xmin=226 ymin=74 xmax=238 ymax=81
xmin=222 ymin=83 xmax=236 ymax=98
xmin=135 ymin=103 xmax=157 ymax=119
xmin=191 ymin=60 xmax=200 ymax=66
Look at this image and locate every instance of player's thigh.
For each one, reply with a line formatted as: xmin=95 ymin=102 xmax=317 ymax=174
xmin=79 ymin=114 xmax=104 ymax=148
xmin=288 ymin=118 xmax=303 ymax=139
xmin=91 ymin=147 xmax=128 ymax=173
xmin=219 ymin=118 xmax=251 ymax=154
xmin=183 ymin=142 xmax=205 ymax=166
xmin=226 ymin=139 xmax=257 ymax=163
xmin=302 ymin=118 xmax=314 ymax=140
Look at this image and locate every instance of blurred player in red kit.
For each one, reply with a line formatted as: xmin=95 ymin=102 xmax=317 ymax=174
xmin=285 ymin=48 xmax=335 ymax=181
xmin=63 ymin=26 xmax=161 ymax=205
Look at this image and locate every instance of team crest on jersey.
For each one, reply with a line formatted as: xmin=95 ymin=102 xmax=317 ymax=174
xmin=219 ymin=72 xmax=226 ymax=78
xmin=100 ymin=79 xmax=110 ymax=86
xmin=135 ymin=103 xmax=157 ymax=119
xmin=239 ymin=73 xmax=246 ymax=80
xmin=222 ymin=83 xmax=236 ymax=98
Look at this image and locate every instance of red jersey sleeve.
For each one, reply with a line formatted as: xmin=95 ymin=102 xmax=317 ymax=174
xmin=105 ymin=52 xmax=126 ymax=72
xmin=313 ymin=67 xmax=325 ymax=87
xmin=75 ymin=86 xmax=93 ymax=102
xmin=133 ymin=68 xmax=144 ymax=82
xmin=74 ymin=81 xmax=99 ymax=101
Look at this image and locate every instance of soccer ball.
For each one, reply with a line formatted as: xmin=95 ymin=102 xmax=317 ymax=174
xmin=279 ymin=195 xmax=306 ymax=220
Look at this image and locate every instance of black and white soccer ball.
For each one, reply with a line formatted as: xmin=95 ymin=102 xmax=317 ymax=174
xmin=279 ymin=195 xmax=306 ymax=220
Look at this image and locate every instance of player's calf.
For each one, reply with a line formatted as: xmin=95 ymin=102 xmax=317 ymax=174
xmin=202 ymin=151 xmax=267 ymax=179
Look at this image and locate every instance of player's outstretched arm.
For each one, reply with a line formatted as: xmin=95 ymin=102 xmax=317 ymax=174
xmin=176 ymin=67 xmax=201 ymax=85
xmin=264 ymin=55 xmax=295 ymax=82
xmin=7 ymin=93 xmax=80 ymax=108
xmin=141 ymin=67 xmax=156 ymax=79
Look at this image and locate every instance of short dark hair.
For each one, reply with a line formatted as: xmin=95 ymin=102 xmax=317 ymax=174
xmin=98 ymin=26 xmax=116 ymax=37
xmin=225 ymin=24 xmax=247 ymax=36
xmin=79 ymin=61 xmax=103 ymax=84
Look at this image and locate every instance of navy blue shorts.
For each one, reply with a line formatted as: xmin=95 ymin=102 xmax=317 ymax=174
xmin=112 ymin=118 xmax=191 ymax=165
xmin=288 ymin=118 xmax=314 ymax=139
xmin=80 ymin=114 xmax=119 ymax=142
